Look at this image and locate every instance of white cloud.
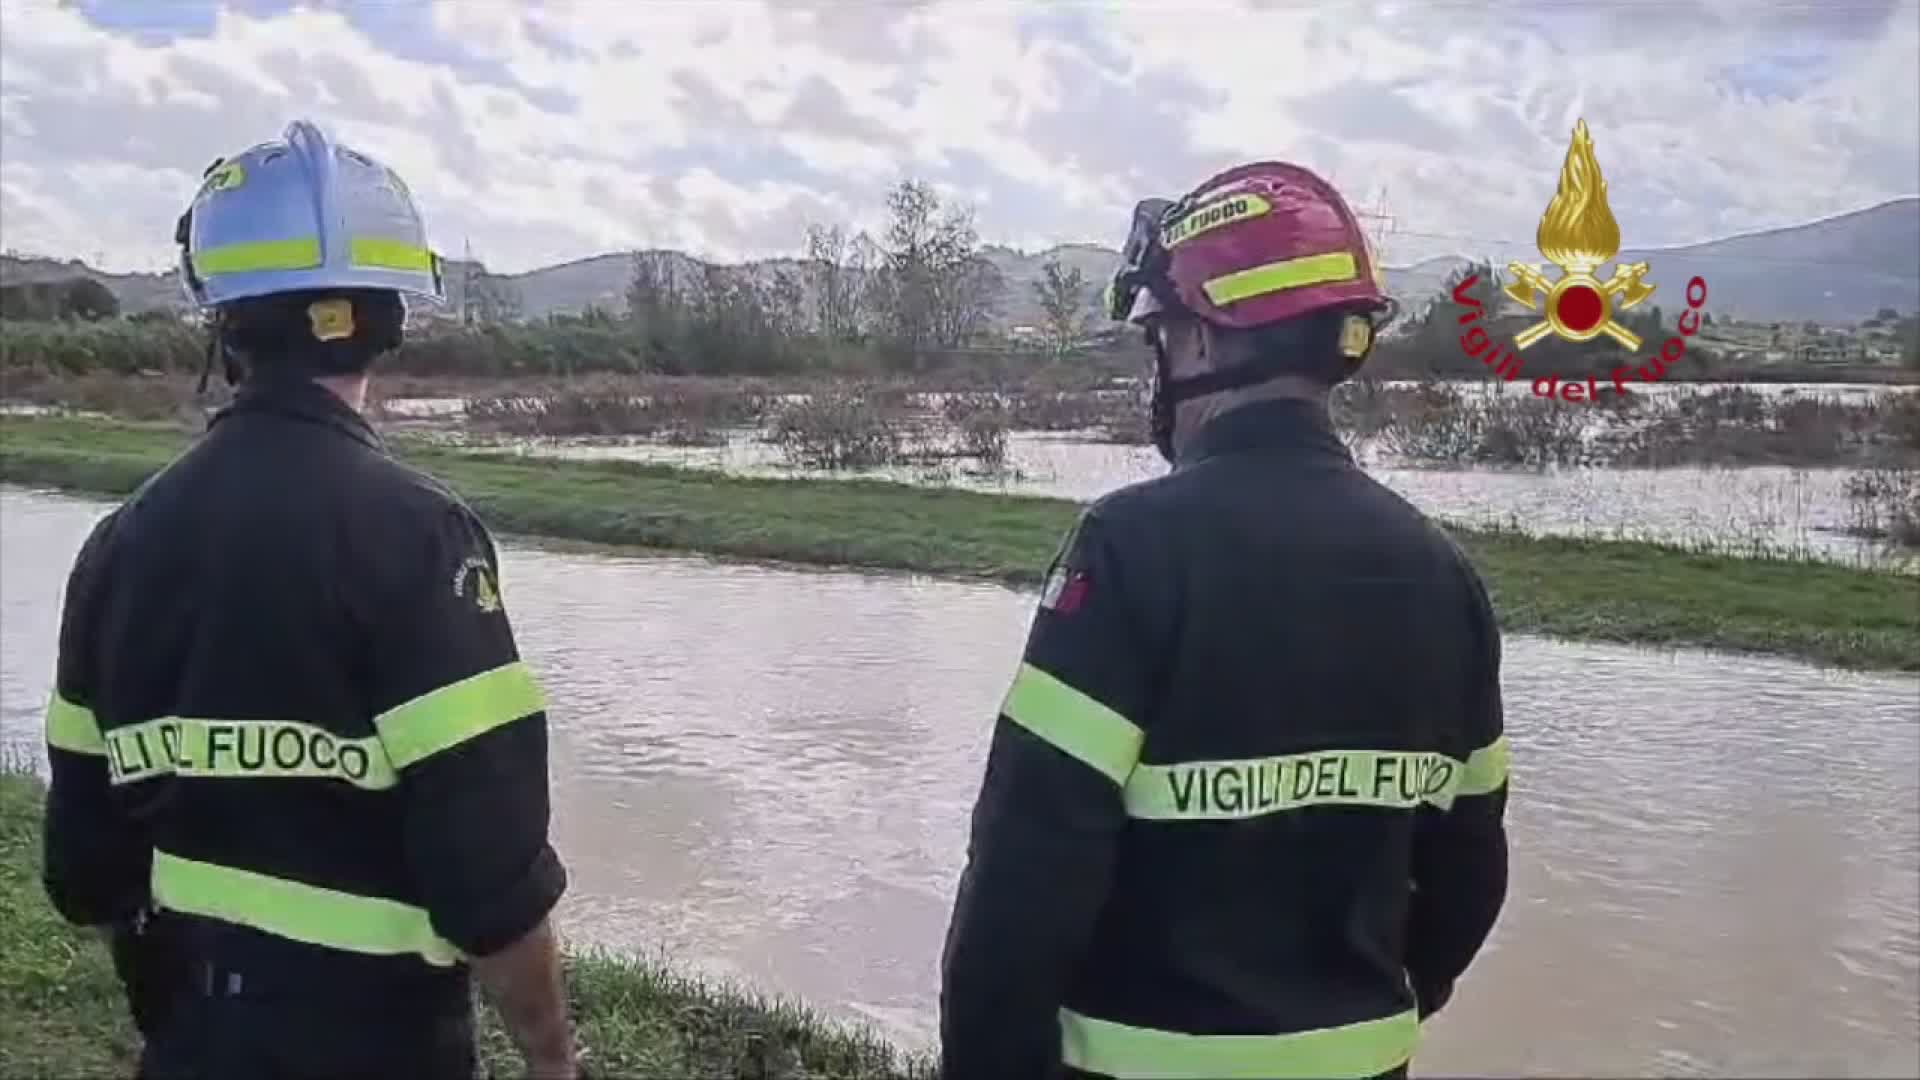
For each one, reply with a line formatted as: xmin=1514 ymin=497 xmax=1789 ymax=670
xmin=0 ymin=0 xmax=1913 ymax=276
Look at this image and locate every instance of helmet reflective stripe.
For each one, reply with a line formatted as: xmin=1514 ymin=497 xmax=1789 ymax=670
xmin=179 ymin=119 xmax=444 ymax=308
xmin=1161 ymin=193 xmax=1273 ymax=250
xmin=192 ymin=238 xmax=322 ymax=276
xmin=189 ymin=237 xmax=437 ymax=277
xmin=349 ymin=239 xmax=435 ymax=272
xmin=1199 ymin=250 xmax=1359 ymax=308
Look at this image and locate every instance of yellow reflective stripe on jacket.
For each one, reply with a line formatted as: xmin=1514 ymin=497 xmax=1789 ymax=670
xmin=1126 ymin=748 xmax=1463 ymax=821
xmin=1458 ymin=734 xmax=1509 ymax=796
xmin=1125 ymin=737 xmax=1511 ymax=821
xmin=1201 ymin=250 xmax=1359 ymax=307
xmin=102 ymin=717 xmax=396 ymax=790
xmin=375 ymin=662 xmax=545 ymax=771
xmin=1060 ymin=1007 xmax=1419 ymax=1080
xmin=349 ymin=237 xmax=434 ymax=272
xmin=1000 ymin=662 xmax=1143 ymax=786
xmin=193 ymin=237 xmax=323 ymax=275
xmin=151 ymin=849 xmax=461 ymax=966
xmin=45 ymin=692 xmax=105 ymax=755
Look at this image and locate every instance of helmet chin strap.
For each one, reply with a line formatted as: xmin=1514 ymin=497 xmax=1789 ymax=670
xmin=193 ymin=316 xmax=248 ymax=396
xmin=178 ymin=206 xmax=231 ymax=398
xmin=1148 ymin=339 xmax=1177 ymax=464
xmin=1147 ymin=334 xmax=1318 ymax=465
xmin=1145 ymin=314 xmax=1377 ymax=464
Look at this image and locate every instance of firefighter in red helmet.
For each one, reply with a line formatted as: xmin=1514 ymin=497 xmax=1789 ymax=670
xmin=939 ymin=162 xmax=1511 ymax=1080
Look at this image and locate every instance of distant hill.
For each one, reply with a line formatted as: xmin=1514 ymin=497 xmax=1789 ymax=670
xmin=6 ymin=198 xmax=1914 ymax=328
xmin=0 ymin=255 xmax=185 ymax=314
xmin=1614 ymin=199 xmax=1920 ymax=324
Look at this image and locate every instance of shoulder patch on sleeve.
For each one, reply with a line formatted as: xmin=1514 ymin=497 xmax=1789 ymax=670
xmin=1038 ymin=515 xmax=1096 ymax=615
xmin=1039 ymin=564 xmax=1091 ymax=614
xmin=452 ymin=553 xmax=502 ymax=613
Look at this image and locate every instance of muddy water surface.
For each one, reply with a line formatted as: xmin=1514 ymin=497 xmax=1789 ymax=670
xmin=3 ymin=487 xmax=1916 ymax=1077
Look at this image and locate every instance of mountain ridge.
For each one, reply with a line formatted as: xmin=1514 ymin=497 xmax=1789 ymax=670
xmin=4 ymin=197 xmax=1914 ymax=328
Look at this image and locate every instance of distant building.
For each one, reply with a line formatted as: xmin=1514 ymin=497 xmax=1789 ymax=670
xmin=1696 ymin=314 xmax=1905 ymax=367
xmin=1794 ymin=340 xmax=1865 ymax=365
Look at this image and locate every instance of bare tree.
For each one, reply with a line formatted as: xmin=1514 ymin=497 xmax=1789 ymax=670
xmin=933 ymin=254 xmax=1004 ymax=348
xmin=846 ymin=230 xmax=883 ymax=340
xmin=768 ymin=265 xmax=807 ymax=341
xmin=875 ymin=179 xmax=1004 ymax=353
xmin=927 ymin=202 xmax=1002 ymax=347
xmin=1032 ymin=256 xmax=1091 ymax=355
xmin=804 ymin=224 xmax=860 ymax=341
xmin=626 ymin=251 xmax=682 ymax=329
xmin=469 ymin=274 xmax=523 ymax=325
xmin=878 ymin=179 xmax=942 ymax=352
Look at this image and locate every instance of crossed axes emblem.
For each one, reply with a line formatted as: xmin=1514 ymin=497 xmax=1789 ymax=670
xmin=1502 ymin=260 xmax=1656 ymax=352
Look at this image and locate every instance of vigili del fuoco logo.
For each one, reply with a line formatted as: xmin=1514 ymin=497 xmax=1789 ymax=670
xmin=1453 ymin=119 xmax=1711 ymax=404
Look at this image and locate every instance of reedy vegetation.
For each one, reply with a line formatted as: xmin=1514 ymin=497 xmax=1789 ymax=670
xmin=6 ymin=367 xmax=1918 ymax=549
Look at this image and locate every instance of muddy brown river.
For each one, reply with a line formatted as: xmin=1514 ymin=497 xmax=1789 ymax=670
xmin=3 ymin=487 xmax=1916 ymax=1077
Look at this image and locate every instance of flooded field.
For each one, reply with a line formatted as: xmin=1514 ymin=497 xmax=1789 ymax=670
xmin=369 ymin=380 xmax=1914 ymax=423
xmin=420 ymin=425 xmax=1902 ymax=567
xmin=368 ymin=381 xmax=1920 ymax=570
xmin=3 ymin=486 xmax=1916 ymax=1077
xmin=5 ymin=379 xmax=1915 ymax=568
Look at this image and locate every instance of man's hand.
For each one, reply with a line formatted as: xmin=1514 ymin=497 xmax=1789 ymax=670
xmin=104 ymin=910 xmax=189 ymax=1038
xmin=471 ymin=916 xmax=577 ymax=1080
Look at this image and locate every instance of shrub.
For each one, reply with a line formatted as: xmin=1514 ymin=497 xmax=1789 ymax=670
xmin=768 ymin=390 xmax=908 ymax=470
xmin=1844 ymin=467 xmax=1920 ymax=547
xmin=1471 ymin=394 xmax=1587 ymax=467
xmin=1877 ymin=392 xmax=1920 ymax=452
xmin=1375 ymin=385 xmax=1478 ymax=462
xmin=0 ymin=319 xmax=203 ymax=375
xmin=999 ymin=391 xmax=1107 ymax=432
xmin=0 ymin=370 xmax=209 ymax=422
xmin=954 ymin=409 xmax=1010 ymax=467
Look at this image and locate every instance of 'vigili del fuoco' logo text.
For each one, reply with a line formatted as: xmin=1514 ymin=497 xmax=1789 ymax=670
xmin=1453 ymin=119 xmax=1711 ymax=403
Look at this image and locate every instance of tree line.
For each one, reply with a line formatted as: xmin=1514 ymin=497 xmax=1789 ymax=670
xmin=467 ymin=178 xmax=1099 ymax=372
xmin=0 ymin=277 xmax=122 ymax=322
xmin=5 ymin=190 xmax=1914 ymax=380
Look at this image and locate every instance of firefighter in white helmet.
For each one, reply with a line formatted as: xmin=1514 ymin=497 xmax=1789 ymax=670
xmin=41 ymin=120 xmax=581 ymax=1079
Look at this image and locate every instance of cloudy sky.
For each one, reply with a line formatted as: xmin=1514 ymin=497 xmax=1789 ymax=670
xmin=3 ymin=0 xmax=1916 ymax=275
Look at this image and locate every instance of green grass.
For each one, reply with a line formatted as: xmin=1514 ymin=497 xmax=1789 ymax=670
xmin=0 ymin=772 xmax=931 ymax=1078
xmin=3 ymin=414 xmax=1916 ymax=673
xmin=0 ymin=774 xmax=140 ymax=1077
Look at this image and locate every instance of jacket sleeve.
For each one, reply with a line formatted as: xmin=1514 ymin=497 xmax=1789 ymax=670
xmin=367 ymin=504 xmax=567 ymax=959
xmin=1405 ymin=560 xmax=1510 ymax=1019
xmin=42 ymin=510 xmax=151 ymax=927
xmin=940 ymin=511 xmax=1160 ymax=1080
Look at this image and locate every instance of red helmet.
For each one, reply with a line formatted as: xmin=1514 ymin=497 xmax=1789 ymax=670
xmin=1107 ymin=161 xmax=1389 ymax=331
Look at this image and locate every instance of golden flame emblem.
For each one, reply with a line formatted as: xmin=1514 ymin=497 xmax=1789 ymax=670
xmin=1504 ymin=120 xmax=1656 ymax=351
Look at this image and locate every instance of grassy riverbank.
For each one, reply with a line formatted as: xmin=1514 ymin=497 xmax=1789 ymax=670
xmin=3 ymin=414 xmax=1915 ymax=672
xmin=0 ymin=773 xmax=929 ymax=1078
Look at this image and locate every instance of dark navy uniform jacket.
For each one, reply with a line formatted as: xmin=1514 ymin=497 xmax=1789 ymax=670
xmin=941 ymin=397 xmax=1510 ymax=1080
xmin=42 ymin=372 xmax=565 ymax=1013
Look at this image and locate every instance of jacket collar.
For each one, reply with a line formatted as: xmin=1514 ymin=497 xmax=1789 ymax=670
xmin=209 ymin=373 xmax=386 ymax=453
xmin=1180 ymin=396 xmax=1352 ymax=468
